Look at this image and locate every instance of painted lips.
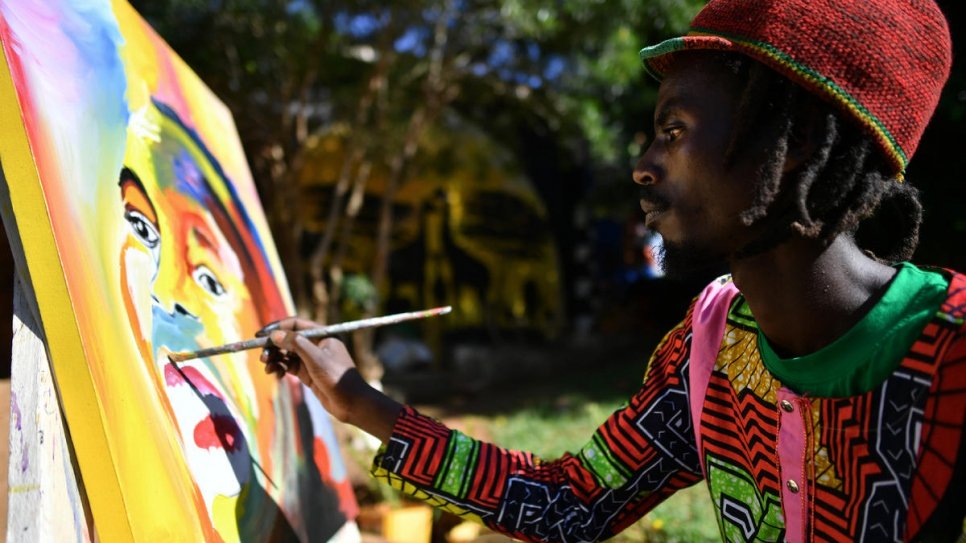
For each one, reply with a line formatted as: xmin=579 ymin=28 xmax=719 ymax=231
xmin=163 ymin=363 xmax=244 ymax=453
xmin=194 ymin=413 xmax=244 ymax=452
xmin=164 ymin=362 xmax=218 ymax=394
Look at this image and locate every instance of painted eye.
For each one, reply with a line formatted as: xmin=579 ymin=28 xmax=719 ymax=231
xmin=125 ymin=210 xmax=160 ymax=249
xmin=192 ymin=265 xmax=227 ymax=298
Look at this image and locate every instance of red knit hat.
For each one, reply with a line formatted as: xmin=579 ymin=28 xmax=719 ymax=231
xmin=639 ymin=0 xmax=952 ymax=180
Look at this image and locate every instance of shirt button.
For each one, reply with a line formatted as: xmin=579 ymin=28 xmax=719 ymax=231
xmin=780 ymin=400 xmax=794 ymax=412
xmin=787 ymin=480 xmax=800 ymax=493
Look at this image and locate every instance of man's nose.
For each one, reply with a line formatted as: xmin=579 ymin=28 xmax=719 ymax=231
xmin=632 ymin=148 xmax=659 ymax=186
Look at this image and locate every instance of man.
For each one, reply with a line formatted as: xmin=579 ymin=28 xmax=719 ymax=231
xmin=262 ymin=0 xmax=965 ymax=540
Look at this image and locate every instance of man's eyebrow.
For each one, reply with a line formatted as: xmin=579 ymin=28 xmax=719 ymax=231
xmin=654 ymin=99 xmax=683 ymax=127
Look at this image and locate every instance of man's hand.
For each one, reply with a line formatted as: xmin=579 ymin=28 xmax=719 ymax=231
xmin=258 ymin=317 xmax=402 ymax=442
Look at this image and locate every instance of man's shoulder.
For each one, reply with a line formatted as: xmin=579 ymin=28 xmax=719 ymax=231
xmin=938 ymin=269 xmax=966 ymax=327
xmin=918 ymin=265 xmax=966 ymax=326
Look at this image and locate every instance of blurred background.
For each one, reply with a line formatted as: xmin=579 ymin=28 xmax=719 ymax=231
xmin=2 ymin=0 xmax=964 ymax=541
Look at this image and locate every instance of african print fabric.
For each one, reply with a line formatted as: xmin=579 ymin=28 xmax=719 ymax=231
xmin=372 ymin=270 xmax=966 ymax=542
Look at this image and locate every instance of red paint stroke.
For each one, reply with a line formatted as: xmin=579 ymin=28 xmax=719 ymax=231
xmin=164 ymin=364 xmax=225 ymax=400
xmin=194 ymin=414 xmax=243 ymax=453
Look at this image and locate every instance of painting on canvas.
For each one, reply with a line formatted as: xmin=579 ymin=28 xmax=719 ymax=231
xmin=0 ymin=0 xmax=358 ymax=540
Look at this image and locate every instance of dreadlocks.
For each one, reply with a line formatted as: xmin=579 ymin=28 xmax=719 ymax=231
xmin=721 ymin=54 xmax=923 ymax=262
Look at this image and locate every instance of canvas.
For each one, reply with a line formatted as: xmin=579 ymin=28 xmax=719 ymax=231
xmin=0 ymin=0 xmax=358 ymax=540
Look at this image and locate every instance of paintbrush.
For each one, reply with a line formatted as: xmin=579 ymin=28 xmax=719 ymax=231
xmin=167 ymin=306 xmax=452 ymax=363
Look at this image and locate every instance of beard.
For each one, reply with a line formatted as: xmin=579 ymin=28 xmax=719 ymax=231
xmin=656 ymin=238 xmax=729 ymax=282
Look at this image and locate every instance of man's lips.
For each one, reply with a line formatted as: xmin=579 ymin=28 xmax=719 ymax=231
xmin=638 ymin=186 xmax=670 ymax=219
xmin=639 ymin=200 xmax=668 ymax=215
xmin=640 ymin=199 xmax=669 ymax=228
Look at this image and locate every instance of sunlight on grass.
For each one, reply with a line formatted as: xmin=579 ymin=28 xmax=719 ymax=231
xmin=469 ymin=394 xmax=720 ymax=542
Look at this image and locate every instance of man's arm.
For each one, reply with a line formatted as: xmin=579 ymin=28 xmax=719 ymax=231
xmin=264 ymin=307 xmax=706 ymax=542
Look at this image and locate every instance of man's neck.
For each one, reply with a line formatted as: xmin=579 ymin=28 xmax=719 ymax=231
xmin=729 ymin=235 xmax=897 ymax=358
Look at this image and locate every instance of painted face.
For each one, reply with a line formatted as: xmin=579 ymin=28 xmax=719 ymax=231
xmin=632 ymin=53 xmax=763 ymax=276
xmin=118 ymin=102 xmax=268 ymax=527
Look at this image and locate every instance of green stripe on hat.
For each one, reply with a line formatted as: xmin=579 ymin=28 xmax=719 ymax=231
xmin=639 ymin=37 xmax=688 ymax=79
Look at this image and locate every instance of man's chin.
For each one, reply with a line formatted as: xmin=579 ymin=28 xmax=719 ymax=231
xmin=657 ymin=242 xmax=728 ymax=283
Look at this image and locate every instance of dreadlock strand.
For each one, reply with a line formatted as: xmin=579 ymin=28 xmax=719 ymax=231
xmin=725 ymin=61 xmax=772 ymax=165
xmin=819 ymin=140 xmax=877 ymax=239
xmin=737 ymin=81 xmax=798 ymax=226
xmin=788 ymin=112 xmax=841 ymax=238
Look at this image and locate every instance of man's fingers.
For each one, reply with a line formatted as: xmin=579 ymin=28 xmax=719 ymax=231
xmin=268 ymin=330 xmax=296 ymax=350
xmin=262 ymin=333 xmax=347 ymax=382
xmin=288 ymin=334 xmax=322 ymax=365
xmin=260 ymin=342 xmax=301 ymax=377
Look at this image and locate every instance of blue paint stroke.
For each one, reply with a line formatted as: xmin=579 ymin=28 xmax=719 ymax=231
xmin=150 ymin=300 xmax=204 ymax=355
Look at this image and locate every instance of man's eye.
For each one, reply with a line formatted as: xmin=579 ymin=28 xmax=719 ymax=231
xmin=125 ymin=210 xmax=160 ymax=248
xmin=192 ymin=265 xmax=227 ymax=297
xmin=663 ymin=126 xmax=683 ymax=142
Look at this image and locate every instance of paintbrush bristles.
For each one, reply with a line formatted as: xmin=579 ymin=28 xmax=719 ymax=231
xmin=166 ymin=306 xmax=452 ymax=363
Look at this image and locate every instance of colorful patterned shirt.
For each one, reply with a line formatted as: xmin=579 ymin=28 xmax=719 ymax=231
xmin=371 ymin=266 xmax=966 ymax=542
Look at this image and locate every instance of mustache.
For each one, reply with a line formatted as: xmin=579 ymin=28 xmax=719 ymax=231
xmin=639 ymin=186 xmax=670 ymax=209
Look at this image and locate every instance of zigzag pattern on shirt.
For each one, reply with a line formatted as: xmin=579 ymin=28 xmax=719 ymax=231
xmin=494 ymin=460 xmax=698 ymax=542
xmin=380 ymin=412 xmax=452 ymax=486
xmin=701 ymin=324 xmax=783 ymax=498
xmin=465 ymin=441 xmax=513 ymax=509
xmin=701 ymin=372 xmax=782 ymax=495
xmin=810 ymin=393 xmax=876 ymax=540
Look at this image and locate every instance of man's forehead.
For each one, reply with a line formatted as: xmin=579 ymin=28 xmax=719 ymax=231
xmin=655 ymin=55 xmax=743 ymax=111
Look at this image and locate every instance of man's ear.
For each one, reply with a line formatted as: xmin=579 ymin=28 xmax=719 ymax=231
xmin=783 ymin=104 xmax=822 ymax=173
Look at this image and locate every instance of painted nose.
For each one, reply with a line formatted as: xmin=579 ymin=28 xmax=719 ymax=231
xmin=152 ymin=295 xmax=199 ymax=320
